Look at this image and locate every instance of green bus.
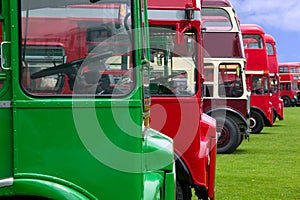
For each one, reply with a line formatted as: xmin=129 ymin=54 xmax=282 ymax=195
xmin=0 ymin=0 xmax=175 ymax=199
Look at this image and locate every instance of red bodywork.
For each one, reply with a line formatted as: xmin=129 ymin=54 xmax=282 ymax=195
xmin=148 ymin=0 xmax=217 ymax=199
xmin=265 ymin=34 xmax=284 ymax=120
xmin=241 ymin=24 xmax=274 ymax=126
xmin=266 ymin=34 xmax=278 ymax=72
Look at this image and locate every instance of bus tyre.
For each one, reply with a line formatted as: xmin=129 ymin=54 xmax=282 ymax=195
xmin=215 ymin=117 xmax=240 ymax=154
xmin=282 ymin=96 xmax=291 ymax=107
xmin=250 ymin=110 xmax=264 ymax=134
xmin=176 ymin=181 xmax=191 ymax=200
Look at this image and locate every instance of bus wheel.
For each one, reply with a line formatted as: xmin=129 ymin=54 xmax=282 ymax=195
xmin=250 ymin=110 xmax=264 ymax=134
xmin=176 ymin=181 xmax=191 ymax=200
xmin=282 ymin=96 xmax=291 ymax=107
xmin=216 ymin=117 xmax=240 ymax=154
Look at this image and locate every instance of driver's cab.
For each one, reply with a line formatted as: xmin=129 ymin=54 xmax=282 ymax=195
xmin=204 ymin=62 xmax=244 ymax=98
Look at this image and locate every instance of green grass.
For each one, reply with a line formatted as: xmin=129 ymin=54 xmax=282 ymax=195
xmin=194 ymin=107 xmax=300 ymax=200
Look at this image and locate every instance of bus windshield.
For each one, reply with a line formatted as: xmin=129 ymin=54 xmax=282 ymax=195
xmin=252 ymin=75 xmax=269 ymax=95
xmin=21 ymin=0 xmax=135 ymax=97
xmin=149 ymin=27 xmax=198 ymax=96
xmin=202 ymin=8 xmax=232 ymax=31
xmin=243 ymin=34 xmax=264 ymax=49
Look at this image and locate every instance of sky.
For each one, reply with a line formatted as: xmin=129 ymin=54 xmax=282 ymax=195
xmin=230 ymin=0 xmax=300 ymax=63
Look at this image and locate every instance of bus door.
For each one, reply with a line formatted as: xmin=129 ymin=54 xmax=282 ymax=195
xmin=0 ymin=0 xmax=13 ymax=185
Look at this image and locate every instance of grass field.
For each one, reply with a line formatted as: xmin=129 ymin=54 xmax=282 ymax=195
xmin=194 ymin=107 xmax=300 ymax=200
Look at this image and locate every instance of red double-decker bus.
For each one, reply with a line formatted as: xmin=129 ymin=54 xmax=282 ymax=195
xmin=202 ymin=0 xmax=250 ymax=153
xmin=279 ymin=62 xmax=300 ymax=73
xmin=278 ymin=62 xmax=300 ymax=106
xmin=148 ymin=0 xmax=217 ymax=199
xmin=241 ymin=24 xmax=274 ymax=134
xmin=265 ymin=34 xmax=284 ymax=121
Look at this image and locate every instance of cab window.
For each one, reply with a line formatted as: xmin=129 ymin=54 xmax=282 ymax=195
xmin=149 ymin=27 xmax=197 ymax=96
xmin=21 ymin=0 xmax=134 ymax=97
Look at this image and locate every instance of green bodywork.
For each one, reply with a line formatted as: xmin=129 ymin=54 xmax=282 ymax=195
xmin=0 ymin=0 xmax=175 ymax=199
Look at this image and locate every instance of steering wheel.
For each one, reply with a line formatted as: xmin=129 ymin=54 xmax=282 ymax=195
xmin=150 ymin=71 xmax=186 ymax=94
xmin=31 ymin=51 xmax=112 ymax=91
xmin=151 ymin=71 xmax=186 ymax=83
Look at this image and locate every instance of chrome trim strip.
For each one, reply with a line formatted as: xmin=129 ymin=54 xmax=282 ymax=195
xmin=0 ymin=177 xmax=13 ymax=187
xmin=148 ymin=10 xmax=201 ymax=21
xmin=0 ymin=101 xmax=11 ymax=108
